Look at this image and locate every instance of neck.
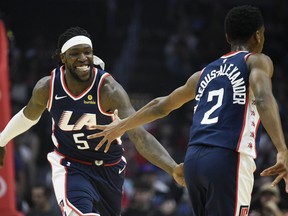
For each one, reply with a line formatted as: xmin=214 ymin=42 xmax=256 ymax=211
xmin=230 ymin=44 xmax=249 ymax=52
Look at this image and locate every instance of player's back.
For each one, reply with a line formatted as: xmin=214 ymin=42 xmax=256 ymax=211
xmin=189 ymin=51 xmax=261 ymax=158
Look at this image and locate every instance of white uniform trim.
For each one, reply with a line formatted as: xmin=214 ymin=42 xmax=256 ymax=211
xmin=234 ymin=153 xmax=256 ymax=216
xmin=47 ymin=151 xmax=100 ymax=216
xmin=236 ymin=89 xmax=260 ymax=158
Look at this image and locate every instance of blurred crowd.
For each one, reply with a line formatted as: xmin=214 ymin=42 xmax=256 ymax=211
xmin=1 ymin=0 xmax=288 ymax=215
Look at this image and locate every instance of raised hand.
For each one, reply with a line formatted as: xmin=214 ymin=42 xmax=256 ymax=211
xmin=87 ymin=109 xmax=125 ymax=153
xmin=260 ymin=150 xmax=288 ymax=192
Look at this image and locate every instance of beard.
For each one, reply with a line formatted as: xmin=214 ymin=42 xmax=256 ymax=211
xmin=68 ymin=64 xmax=93 ymax=82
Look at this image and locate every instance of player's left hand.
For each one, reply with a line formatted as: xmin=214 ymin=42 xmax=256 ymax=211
xmin=172 ymin=163 xmax=186 ymax=187
xmin=260 ymin=150 xmax=288 ymax=193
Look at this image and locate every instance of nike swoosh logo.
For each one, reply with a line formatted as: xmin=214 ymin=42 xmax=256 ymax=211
xmin=55 ymin=95 xmax=68 ymax=100
xmin=119 ymin=165 xmax=126 ymax=174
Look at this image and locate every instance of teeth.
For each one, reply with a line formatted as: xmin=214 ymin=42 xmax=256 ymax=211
xmin=76 ymin=66 xmax=89 ymax=69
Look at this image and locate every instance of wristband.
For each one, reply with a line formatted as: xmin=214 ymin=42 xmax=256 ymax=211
xmin=0 ymin=108 xmax=40 ymax=147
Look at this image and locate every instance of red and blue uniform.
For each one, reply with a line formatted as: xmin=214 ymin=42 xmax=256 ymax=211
xmin=185 ymin=51 xmax=261 ymax=216
xmin=47 ymin=66 xmax=126 ymax=216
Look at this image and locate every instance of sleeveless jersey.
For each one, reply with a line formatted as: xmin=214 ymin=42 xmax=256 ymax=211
xmin=47 ymin=66 xmax=123 ymax=163
xmin=188 ymin=51 xmax=262 ymax=158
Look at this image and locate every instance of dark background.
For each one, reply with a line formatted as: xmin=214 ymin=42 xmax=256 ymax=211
xmin=1 ymin=0 xmax=288 ymax=214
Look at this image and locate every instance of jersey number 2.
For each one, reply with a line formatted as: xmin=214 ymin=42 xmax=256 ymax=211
xmin=201 ymin=88 xmax=224 ymax=124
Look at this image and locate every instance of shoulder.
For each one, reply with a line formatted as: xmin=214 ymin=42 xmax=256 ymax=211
xmin=246 ymin=53 xmax=273 ymax=69
xmin=33 ymin=76 xmax=51 ymax=94
xmin=99 ymin=75 xmax=133 ymax=114
xmin=246 ymin=53 xmax=273 ymax=77
xmin=247 ymin=53 xmax=272 ymax=63
xmin=31 ymin=76 xmax=51 ymax=104
xmin=100 ymin=74 xmax=124 ymax=95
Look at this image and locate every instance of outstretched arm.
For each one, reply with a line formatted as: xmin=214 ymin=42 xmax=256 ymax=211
xmin=248 ymin=54 xmax=288 ymax=191
xmin=110 ymin=109 xmax=185 ymax=186
xmin=88 ymin=71 xmax=200 ymax=148
xmin=0 ymin=76 xmax=49 ymax=166
xmin=88 ymin=75 xmax=200 ymax=185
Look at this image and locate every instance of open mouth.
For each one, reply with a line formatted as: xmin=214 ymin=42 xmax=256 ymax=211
xmin=76 ymin=65 xmax=90 ymax=72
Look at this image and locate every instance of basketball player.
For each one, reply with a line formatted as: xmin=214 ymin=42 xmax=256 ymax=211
xmin=0 ymin=27 xmax=185 ymax=216
xmin=88 ymin=5 xmax=288 ymax=215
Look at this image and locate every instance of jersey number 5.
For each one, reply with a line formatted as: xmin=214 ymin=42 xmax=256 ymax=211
xmin=73 ymin=133 xmax=89 ymax=150
xmin=201 ymin=88 xmax=224 ymax=124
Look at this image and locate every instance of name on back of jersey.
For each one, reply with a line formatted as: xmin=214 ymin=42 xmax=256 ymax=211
xmin=196 ymin=63 xmax=246 ymax=105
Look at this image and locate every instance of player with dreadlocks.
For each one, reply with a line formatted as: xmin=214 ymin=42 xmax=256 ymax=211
xmin=0 ymin=26 xmax=185 ymax=216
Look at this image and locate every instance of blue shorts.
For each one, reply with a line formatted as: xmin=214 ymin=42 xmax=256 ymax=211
xmin=47 ymin=151 xmax=126 ymax=216
xmin=184 ymin=145 xmax=255 ymax=216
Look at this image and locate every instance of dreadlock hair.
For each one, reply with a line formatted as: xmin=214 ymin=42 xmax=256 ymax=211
xmin=224 ymin=5 xmax=264 ymax=43
xmin=52 ymin=26 xmax=91 ymax=63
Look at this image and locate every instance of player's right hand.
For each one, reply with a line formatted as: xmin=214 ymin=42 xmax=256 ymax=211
xmin=260 ymin=150 xmax=288 ymax=192
xmin=0 ymin=146 xmax=6 ymax=168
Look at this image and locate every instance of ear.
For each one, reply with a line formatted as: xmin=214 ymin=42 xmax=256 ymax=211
xmin=225 ymin=34 xmax=232 ymax=44
xmin=255 ymin=30 xmax=261 ymax=43
xmin=60 ymin=53 xmax=65 ymax=64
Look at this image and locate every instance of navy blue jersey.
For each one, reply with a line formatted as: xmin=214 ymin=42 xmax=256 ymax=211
xmin=47 ymin=66 xmax=123 ymax=163
xmin=189 ymin=51 xmax=262 ymax=158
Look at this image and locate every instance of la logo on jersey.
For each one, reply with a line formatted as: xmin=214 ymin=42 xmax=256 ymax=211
xmin=239 ymin=205 xmax=249 ymax=216
xmin=58 ymin=111 xmax=96 ymax=131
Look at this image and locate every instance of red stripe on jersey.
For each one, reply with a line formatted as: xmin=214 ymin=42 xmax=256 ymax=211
xmin=236 ymin=86 xmax=250 ymax=151
xmin=97 ymin=72 xmax=112 ymax=115
xmin=47 ymin=69 xmax=56 ymax=110
xmin=221 ymin=51 xmax=248 ymax=58
xmin=244 ymin=53 xmax=254 ymax=61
